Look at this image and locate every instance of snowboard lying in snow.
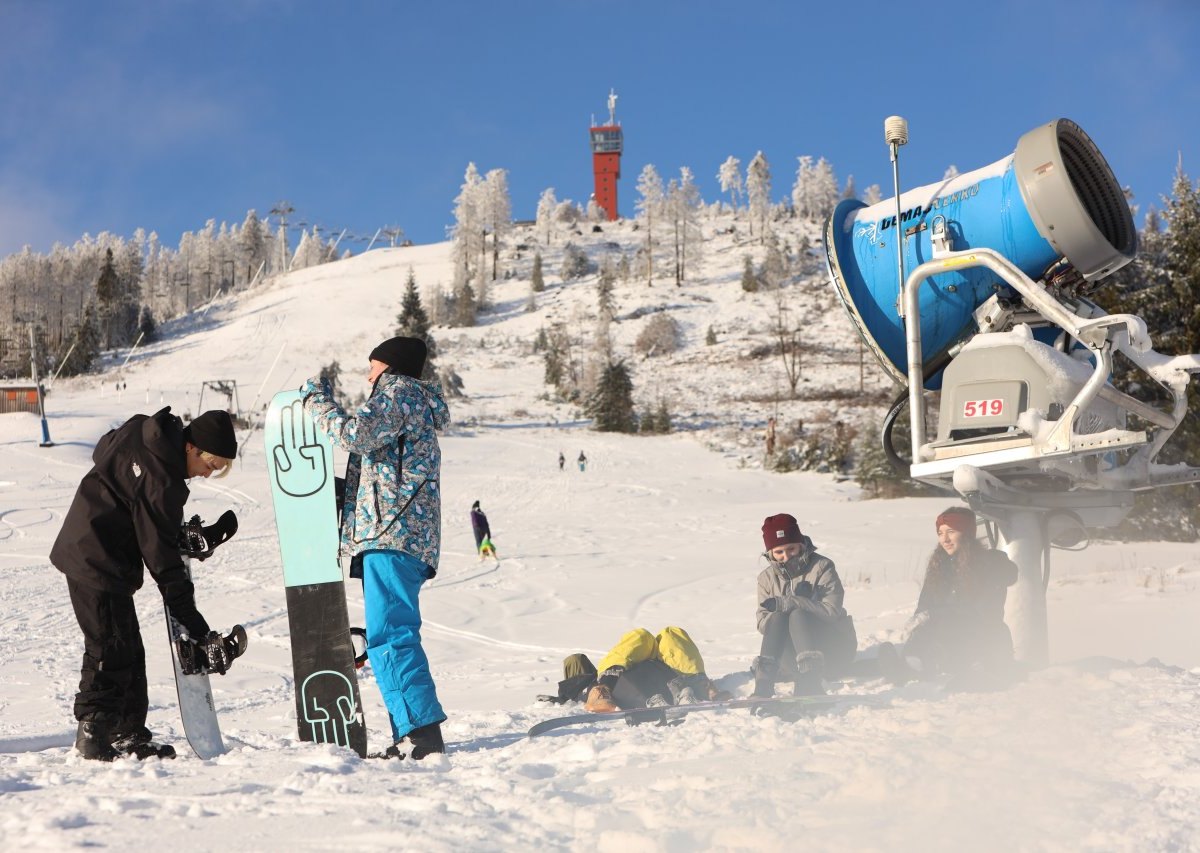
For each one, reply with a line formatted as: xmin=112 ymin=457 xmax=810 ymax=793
xmin=527 ymin=693 xmax=886 ymax=737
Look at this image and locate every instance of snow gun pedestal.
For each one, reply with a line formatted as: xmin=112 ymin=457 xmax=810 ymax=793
xmin=826 ymin=118 xmax=1200 ymax=664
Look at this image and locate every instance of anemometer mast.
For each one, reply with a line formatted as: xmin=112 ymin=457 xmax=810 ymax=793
xmin=825 ymin=116 xmax=1200 ymax=664
xmin=589 ymin=89 xmax=623 ymax=221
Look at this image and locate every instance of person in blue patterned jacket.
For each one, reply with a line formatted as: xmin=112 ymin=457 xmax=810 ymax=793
xmin=301 ymin=335 xmax=450 ymax=760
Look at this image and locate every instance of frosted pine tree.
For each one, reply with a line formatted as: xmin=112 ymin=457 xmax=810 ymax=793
xmin=746 ymin=151 xmax=772 ymax=243
xmin=451 ymin=163 xmax=485 ymax=289
xmin=536 ymin=188 xmax=558 ymax=245
xmin=717 ymin=155 xmax=743 ymax=213
xmin=484 ymin=168 xmax=512 ymax=282
xmin=636 ymin=164 xmax=665 ymax=286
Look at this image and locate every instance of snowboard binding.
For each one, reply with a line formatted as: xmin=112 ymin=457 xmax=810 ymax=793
xmin=176 ymin=624 xmax=248 ymax=676
xmin=179 ymin=510 xmax=239 ymax=561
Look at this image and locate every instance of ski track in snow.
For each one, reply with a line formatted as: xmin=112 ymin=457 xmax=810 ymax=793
xmin=3 ymin=240 xmax=1200 ymax=850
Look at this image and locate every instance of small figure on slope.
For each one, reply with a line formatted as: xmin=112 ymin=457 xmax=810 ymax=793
xmin=750 ymin=513 xmax=858 ymax=698
xmin=577 ymin=450 xmax=588 ymax=472
xmin=51 ymin=409 xmax=239 ymax=761
xmin=470 ymin=500 xmax=497 ymax=561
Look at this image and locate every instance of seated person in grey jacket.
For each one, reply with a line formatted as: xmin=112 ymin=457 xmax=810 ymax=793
xmin=752 ymin=513 xmax=857 ymax=697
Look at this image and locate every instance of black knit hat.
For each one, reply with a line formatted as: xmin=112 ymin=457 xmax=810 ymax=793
xmin=184 ymin=410 xmax=237 ymax=459
xmin=369 ymin=336 xmax=426 ymax=379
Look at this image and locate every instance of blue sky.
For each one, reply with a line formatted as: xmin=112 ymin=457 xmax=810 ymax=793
xmin=1 ymin=0 xmax=1198 ymax=257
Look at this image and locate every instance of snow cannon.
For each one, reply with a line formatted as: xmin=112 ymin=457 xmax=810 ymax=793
xmin=824 ymin=118 xmax=1136 ymax=387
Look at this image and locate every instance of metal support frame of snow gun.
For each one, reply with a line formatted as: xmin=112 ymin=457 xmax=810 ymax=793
xmin=899 ymin=246 xmax=1200 ymax=492
xmin=826 ymin=117 xmax=1200 ymax=664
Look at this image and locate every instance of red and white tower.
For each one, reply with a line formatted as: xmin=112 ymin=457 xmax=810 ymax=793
xmin=589 ymin=89 xmax=623 ymax=221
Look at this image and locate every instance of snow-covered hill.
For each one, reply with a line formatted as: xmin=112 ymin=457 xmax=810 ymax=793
xmin=4 ymin=230 xmax=1200 ymax=851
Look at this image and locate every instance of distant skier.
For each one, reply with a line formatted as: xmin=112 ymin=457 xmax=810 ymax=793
xmin=470 ymin=500 xmax=497 ymax=561
xmin=558 ymin=451 xmax=565 ymax=472
xmin=301 ymin=335 xmax=448 ymax=760
xmin=50 ymin=409 xmax=239 ymax=761
xmin=577 ymin=450 xmax=588 ymax=472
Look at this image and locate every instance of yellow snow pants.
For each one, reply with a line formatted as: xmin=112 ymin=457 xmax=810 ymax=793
xmin=597 ymin=626 xmax=705 ymax=676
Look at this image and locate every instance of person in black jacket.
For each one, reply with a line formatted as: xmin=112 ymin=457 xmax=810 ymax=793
xmin=50 ymin=408 xmax=238 ymax=761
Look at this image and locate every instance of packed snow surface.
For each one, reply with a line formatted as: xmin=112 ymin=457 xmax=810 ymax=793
xmin=3 ymin=241 xmax=1200 ymax=852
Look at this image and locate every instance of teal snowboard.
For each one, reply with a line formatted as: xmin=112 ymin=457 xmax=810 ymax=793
xmin=265 ymin=390 xmax=368 ymax=757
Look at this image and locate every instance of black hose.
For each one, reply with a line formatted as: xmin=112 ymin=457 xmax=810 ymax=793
xmin=881 ymin=350 xmax=954 ymax=476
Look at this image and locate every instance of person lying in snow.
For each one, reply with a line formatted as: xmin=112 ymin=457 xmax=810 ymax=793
xmin=546 ymin=627 xmax=731 ymax=712
xmin=877 ymin=506 xmax=1018 ymax=685
xmin=750 ymin=513 xmax=858 ymax=698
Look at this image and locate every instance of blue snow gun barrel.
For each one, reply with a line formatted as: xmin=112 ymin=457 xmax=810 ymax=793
xmin=824 ymin=118 xmax=1137 ymax=387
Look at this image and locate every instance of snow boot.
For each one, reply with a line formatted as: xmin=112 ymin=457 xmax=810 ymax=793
xmin=585 ymin=684 xmax=618 ymax=712
xmin=405 ymin=721 xmax=445 ymax=760
xmin=793 ymin=651 xmax=826 ymax=696
xmin=75 ymin=720 xmax=120 ymax=762
xmin=111 ymin=727 xmax=177 ymax=760
xmin=750 ymin=656 xmax=777 ymax=699
xmin=876 ymin=642 xmax=915 ymax=686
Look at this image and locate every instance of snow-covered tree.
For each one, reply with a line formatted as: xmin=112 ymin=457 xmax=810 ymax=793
xmin=842 ymin=174 xmax=857 ymax=200
xmin=483 ymin=168 xmax=512 ymax=281
xmin=746 ymin=151 xmax=772 ymax=243
xmin=811 ymin=158 xmax=840 ymax=223
xmin=451 ymin=163 xmax=485 ymax=288
xmin=536 ymin=188 xmax=558 ymax=244
xmin=668 ymin=167 xmax=704 ymax=286
xmin=717 ymin=156 xmax=743 ymax=212
xmin=635 ymin=164 xmax=665 ymax=285
xmin=862 ymin=184 xmax=883 ymax=205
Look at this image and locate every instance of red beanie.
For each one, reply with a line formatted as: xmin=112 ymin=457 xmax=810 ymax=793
xmin=762 ymin=513 xmax=803 ymax=549
xmin=935 ymin=506 xmax=976 ymax=534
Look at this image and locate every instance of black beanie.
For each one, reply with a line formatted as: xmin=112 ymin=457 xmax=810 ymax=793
xmin=369 ymin=336 xmax=426 ymax=379
xmin=184 ymin=410 xmax=237 ymax=459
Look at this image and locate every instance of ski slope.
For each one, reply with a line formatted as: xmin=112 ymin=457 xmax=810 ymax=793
xmin=3 ymin=241 xmax=1200 ymax=851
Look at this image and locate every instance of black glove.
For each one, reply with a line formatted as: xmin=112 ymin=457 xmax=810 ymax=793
xmin=760 ymin=597 xmax=781 ymax=613
xmin=794 ymin=581 xmax=814 ymax=599
xmin=201 ymin=631 xmax=232 ymax=675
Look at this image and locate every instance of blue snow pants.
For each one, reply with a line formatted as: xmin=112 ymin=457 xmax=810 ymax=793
xmin=361 ymin=550 xmax=445 ymax=741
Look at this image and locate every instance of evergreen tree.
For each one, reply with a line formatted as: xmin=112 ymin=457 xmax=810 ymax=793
xmin=95 ymin=248 xmax=119 ymax=349
xmin=58 ymin=305 xmax=101 ymax=377
xmin=741 ymin=255 xmax=759 ymax=292
xmin=1098 ymin=166 xmax=1200 ymax=538
xmin=138 ymin=305 xmax=158 ymax=343
xmin=587 ymin=359 xmax=637 ymax=433
xmin=394 ymin=267 xmax=438 ymax=379
xmin=653 ymin=398 xmax=672 ymax=434
xmin=531 ymin=252 xmax=545 ymax=292
xmin=394 ymin=268 xmax=434 ymax=348
xmin=597 ymin=264 xmax=616 ymax=321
